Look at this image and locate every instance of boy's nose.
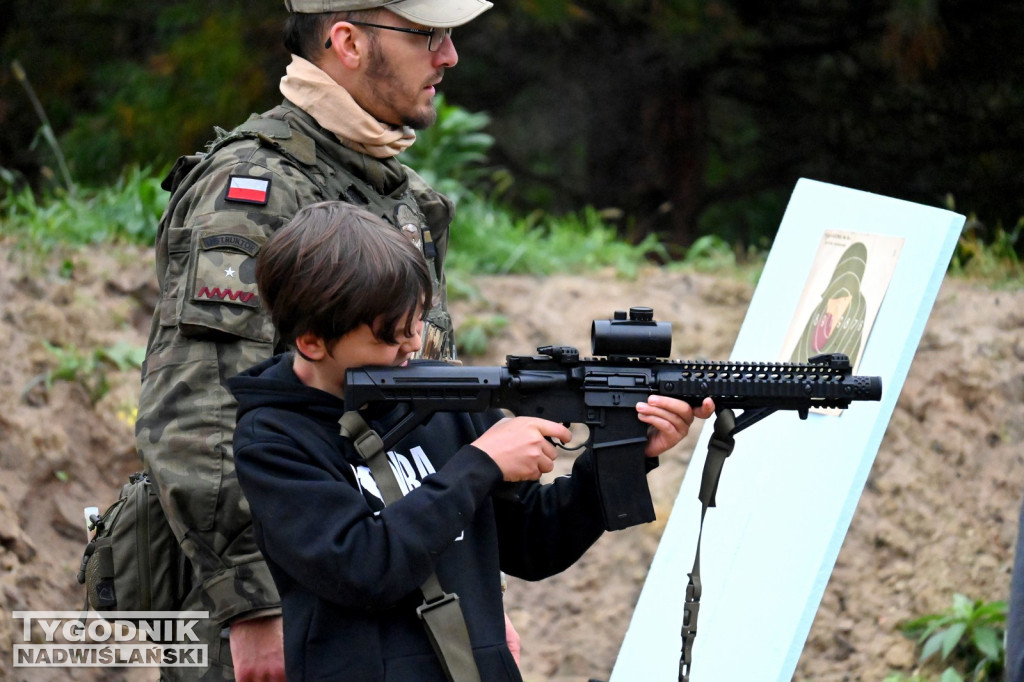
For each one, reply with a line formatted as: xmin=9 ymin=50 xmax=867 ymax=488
xmin=405 ymin=321 xmax=424 ymax=352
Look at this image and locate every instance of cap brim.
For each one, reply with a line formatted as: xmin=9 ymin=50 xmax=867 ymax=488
xmin=384 ymin=0 xmax=493 ymax=27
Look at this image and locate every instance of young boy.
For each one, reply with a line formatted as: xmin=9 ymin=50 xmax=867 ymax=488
xmin=230 ymin=201 xmax=714 ymax=681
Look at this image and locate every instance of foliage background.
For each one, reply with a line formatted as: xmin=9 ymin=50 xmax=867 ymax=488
xmin=2 ymin=0 xmax=1024 ymax=254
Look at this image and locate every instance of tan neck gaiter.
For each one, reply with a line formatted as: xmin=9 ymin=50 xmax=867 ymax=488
xmin=280 ymin=55 xmax=416 ymax=159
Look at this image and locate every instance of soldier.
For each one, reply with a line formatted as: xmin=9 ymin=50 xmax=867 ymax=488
xmin=135 ymin=1 xmax=493 ymax=679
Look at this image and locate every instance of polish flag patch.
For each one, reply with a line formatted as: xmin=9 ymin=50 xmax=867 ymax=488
xmin=225 ymin=175 xmax=271 ymax=205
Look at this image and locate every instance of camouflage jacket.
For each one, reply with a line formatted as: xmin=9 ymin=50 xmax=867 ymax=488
xmin=135 ymin=100 xmax=456 ymax=626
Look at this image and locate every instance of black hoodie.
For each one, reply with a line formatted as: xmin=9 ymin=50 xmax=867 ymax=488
xmin=229 ymin=353 xmax=607 ymax=682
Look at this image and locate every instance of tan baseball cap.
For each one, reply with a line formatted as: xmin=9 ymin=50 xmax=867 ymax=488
xmin=283 ymin=0 xmax=493 ymax=28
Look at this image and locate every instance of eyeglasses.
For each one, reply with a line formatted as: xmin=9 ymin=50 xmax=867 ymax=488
xmin=324 ymin=22 xmax=453 ymax=52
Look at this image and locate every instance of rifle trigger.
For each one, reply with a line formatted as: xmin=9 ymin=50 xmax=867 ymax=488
xmin=549 ymin=423 xmax=585 ymax=452
xmin=548 ymin=436 xmax=585 ymax=452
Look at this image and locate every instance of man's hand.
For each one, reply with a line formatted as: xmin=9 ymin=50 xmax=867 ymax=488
xmin=637 ymin=395 xmax=716 ymax=457
xmin=472 ymin=417 xmax=571 ymax=481
xmin=229 ymin=615 xmax=287 ymax=681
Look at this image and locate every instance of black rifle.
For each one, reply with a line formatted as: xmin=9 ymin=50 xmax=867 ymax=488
xmin=344 ymin=307 xmax=882 ymax=531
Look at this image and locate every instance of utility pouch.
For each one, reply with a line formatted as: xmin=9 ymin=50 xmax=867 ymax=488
xmin=77 ymin=472 xmax=190 ymax=616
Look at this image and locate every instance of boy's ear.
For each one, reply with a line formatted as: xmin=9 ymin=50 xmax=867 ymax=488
xmin=295 ymin=332 xmax=328 ymax=361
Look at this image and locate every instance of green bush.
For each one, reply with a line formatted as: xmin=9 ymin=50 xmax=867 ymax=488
xmin=1 ymin=165 xmax=166 ymax=250
xmin=24 ymin=340 xmax=146 ymax=406
xmin=899 ymin=594 xmax=1006 ymax=682
xmin=399 ymin=95 xmax=495 ymax=205
xmin=950 ymin=215 xmax=1023 ymax=284
xmin=59 ymin=10 xmax=270 ymax=183
xmin=944 ymin=195 xmax=1023 ymax=285
xmin=448 ymin=196 xmax=665 ymax=278
xmin=455 ymin=314 xmax=509 ymax=358
xmin=400 ymin=98 xmax=665 ymax=278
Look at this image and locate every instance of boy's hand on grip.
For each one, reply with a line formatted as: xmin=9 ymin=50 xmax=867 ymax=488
xmin=473 ymin=417 xmax=571 ymax=482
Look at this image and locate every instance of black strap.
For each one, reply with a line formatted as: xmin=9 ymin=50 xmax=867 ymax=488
xmin=339 ymin=411 xmax=482 ymax=682
xmin=679 ymin=409 xmax=736 ymax=682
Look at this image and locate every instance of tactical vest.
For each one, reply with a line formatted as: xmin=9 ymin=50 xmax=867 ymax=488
xmin=161 ymin=104 xmax=457 ymax=361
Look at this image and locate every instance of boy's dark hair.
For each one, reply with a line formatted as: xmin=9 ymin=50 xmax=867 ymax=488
xmin=257 ymin=201 xmax=432 ymax=350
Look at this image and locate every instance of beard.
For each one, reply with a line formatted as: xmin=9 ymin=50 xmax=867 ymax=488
xmin=366 ymin=43 xmax=439 ymax=130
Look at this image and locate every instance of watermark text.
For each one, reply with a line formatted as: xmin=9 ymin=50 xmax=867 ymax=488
xmin=12 ymin=611 xmax=208 ymax=668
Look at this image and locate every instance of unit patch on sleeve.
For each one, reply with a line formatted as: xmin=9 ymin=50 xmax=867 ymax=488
xmin=191 ymin=231 xmax=261 ymax=309
xmin=225 ymin=175 xmax=271 ymax=205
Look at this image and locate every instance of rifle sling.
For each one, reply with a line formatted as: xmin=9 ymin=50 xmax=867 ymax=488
xmin=679 ymin=408 xmax=736 ymax=682
xmin=339 ymin=411 xmax=482 ymax=682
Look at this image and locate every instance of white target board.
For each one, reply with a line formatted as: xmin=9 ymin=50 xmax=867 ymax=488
xmin=611 ymin=178 xmax=965 ymax=681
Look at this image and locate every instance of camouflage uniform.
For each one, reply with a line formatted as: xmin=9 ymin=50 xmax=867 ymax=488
xmin=135 ymin=100 xmax=456 ymax=680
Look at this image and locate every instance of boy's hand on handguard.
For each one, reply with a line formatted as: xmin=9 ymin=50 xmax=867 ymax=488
xmin=637 ymin=395 xmax=716 ymax=457
xmin=473 ymin=417 xmax=572 ymax=482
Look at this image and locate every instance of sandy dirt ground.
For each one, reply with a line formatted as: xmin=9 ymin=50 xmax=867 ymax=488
xmin=0 ymin=241 xmax=1021 ymax=681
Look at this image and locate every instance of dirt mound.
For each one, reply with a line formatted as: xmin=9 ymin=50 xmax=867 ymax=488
xmin=1 ymin=241 xmax=1021 ymax=681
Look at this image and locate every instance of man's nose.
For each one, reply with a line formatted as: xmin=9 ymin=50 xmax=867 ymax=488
xmin=433 ymin=34 xmax=458 ymax=68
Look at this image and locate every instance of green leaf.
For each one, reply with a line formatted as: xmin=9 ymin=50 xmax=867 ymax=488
xmin=940 ymin=621 xmax=967 ymax=660
xmin=96 ymin=340 xmax=145 ymax=371
xmin=951 ymin=593 xmax=973 ymax=618
xmin=971 ymin=625 xmax=1002 ymax=661
xmin=939 ymin=668 xmax=964 ymax=682
xmin=921 ymin=630 xmax=946 ymax=662
xmin=973 ymin=600 xmax=1007 ymax=620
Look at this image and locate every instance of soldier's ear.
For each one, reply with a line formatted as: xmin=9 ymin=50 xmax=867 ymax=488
xmin=325 ymin=22 xmax=365 ymax=70
xmin=295 ymin=332 xmax=328 ymax=362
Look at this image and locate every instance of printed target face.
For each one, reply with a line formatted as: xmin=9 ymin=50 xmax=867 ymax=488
xmin=779 ymin=229 xmax=904 ymax=416
xmin=791 ymin=242 xmax=868 ymax=363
